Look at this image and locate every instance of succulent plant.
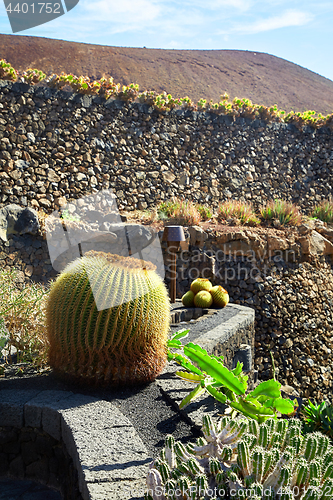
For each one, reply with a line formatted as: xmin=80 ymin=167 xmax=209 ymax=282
xmin=46 ymin=251 xmax=170 ymax=386
xmin=194 ymin=290 xmax=213 ymax=308
xmin=167 ymin=330 xmax=296 ymax=422
xmin=190 ymin=278 xmax=213 ymax=294
xmin=301 ymin=400 xmax=333 ymax=440
xmin=210 ymin=285 xmax=229 ymax=308
xmin=182 ymin=290 xmax=195 ymax=307
xmin=146 ymin=415 xmax=333 ymax=500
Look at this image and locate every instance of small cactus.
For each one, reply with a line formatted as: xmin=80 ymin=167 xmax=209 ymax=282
xmin=190 ymin=278 xmax=213 ymax=294
xmin=182 ymin=290 xmax=195 ymax=307
xmin=210 ymin=285 xmax=229 ymax=308
xmin=145 ymin=416 xmax=333 ymax=499
xmin=194 ymin=290 xmax=213 ymax=308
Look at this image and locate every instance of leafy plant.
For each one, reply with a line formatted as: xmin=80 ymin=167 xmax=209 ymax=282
xmin=0 ymin=268 xmax=50 ymax=367
xmin=146 ymin=414 xmax=333 ymax=500
xmin=260 ymin=199 xmax=302 ymax=226
xmin=219 ymin=200 xmax=260 ymax=226
xmin=167 ymin=330 xmax=297 ymax=422
xmin=2 ymin=60 xmax=333 ymax=128
xmin=0 ymin=59 xmax=18 ymax=81
xmin=157 ymin=198 xmax=181 ymax=219
xmin=311 ymin=199 xmax=333 ymax=223
xmin=301 ymin=400 xmax=333 ymax=439
xmin=60 ymin=209 xmax=81 ymax=223
xmin=22 ymin=68 xmax=46 ymax=84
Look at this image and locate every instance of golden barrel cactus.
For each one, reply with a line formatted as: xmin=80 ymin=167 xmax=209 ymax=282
xmin=46 ymin=251 xmax=170 ymax=386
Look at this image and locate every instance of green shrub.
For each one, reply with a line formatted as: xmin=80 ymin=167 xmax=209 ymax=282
xmin=157 ymin=198 xmax=181 ymax=219
xmin=311 ymin=199 xmax=333 ymax=223
xmin=260 ymin=199 xmax=302 ymax=226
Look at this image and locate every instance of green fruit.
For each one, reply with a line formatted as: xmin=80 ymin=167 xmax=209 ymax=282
xmin=46 ymin=251 xmax=170 ymax=386
xmin=210 ymin=285 xmax=229 ymax=308
xmin=194 ymin=290 xmax=213 ymax=308
xmin=181 ymin=290 xmax=195 ymax=307
xmin=190 ymin=278 xmax=213 ymax=294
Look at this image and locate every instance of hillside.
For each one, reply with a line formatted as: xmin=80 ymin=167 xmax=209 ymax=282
xmin=1 ymin=34 xmax=333 ymax=114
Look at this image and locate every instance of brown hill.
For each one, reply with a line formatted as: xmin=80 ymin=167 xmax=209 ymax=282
xmin=1 ymin=34 xmax=333 ymax=114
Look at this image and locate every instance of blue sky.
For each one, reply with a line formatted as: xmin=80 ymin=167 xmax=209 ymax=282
xmin=1 ymin=0 xmax=333 ymax=82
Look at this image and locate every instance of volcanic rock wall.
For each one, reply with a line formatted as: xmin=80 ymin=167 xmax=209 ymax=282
xmin=0 ymin=81 xmax=333 ymax=214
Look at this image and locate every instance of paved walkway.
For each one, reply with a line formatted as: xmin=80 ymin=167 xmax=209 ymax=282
xmin=0 ymin=478 xmax=62 ymax=500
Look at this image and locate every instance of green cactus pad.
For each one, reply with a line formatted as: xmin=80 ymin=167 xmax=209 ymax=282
xmin=46 ymin=251 xmax=170 ymax=386
xmin=210 ymin=285 xmax=229 ymax=307
xmin=190 ymin=278 xmax=213 ymax=294
xmin=194 ymin=290 xmax=213 ymax=308
xmin=181 ymin=290 xmax=195 ymax=307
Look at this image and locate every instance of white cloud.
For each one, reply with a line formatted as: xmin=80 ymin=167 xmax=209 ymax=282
xmin=218 ymin=9 xmax=313 ymax=34
xmin=82 ymin=0 xmax=161 ymax=25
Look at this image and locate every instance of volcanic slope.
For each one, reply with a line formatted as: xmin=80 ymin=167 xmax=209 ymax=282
xmin=1 ymin=34 xmax=333 ymax=114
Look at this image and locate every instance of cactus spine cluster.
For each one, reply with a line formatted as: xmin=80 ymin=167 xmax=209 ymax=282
xmin=46 ymin=251 xmax=170 ymax=386
xmin=146 ymin=415 xmax=333 ymax=499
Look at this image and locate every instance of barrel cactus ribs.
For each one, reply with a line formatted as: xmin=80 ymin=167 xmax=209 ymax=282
xmin=146 ymin=415 xmax=333 ymax=499
xmin=46 ymin=250 xmax=170 ymax=386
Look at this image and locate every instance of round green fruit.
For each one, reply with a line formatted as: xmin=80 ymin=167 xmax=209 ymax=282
xmin=190 ymin=278 xmax=213 ymax=294
xmin=182 ymin=290 xmax=195 ymax=307
xmin=210 ymin=285 xmax=229 ymax=308
xmin=194 ymin=290 xmax=213 ymax=308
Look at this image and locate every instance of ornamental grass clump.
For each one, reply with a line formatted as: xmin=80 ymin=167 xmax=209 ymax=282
xmin=311 ymin=199 xmax=333 ymax=223
xmin=260 ymin=200 xmax=302 ymax=226
xmin=158 ymin=197 xmax=201 ymax=226
xmin=146 ymin=415 xmax=333 ymax=500
xmin=0 ymin=268 xmax=49 ymax=367
xmin=46 ymin=251 xmax=170 ymax=386
xmin=196 ymin=204 xmax=213 ymax=221
xmin=218 ymin=200 xmax=260 ymax=226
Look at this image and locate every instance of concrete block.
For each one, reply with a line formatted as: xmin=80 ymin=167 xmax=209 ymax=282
xmin=0 ymin=390 xmax=40 ymax=428
xmin=42 ymin=393 xmax=97 ymax=441
xmin=24 ymin=390 xmax=73 ymax=428
xmin=194 ymin=303 xmax=254 ymax=353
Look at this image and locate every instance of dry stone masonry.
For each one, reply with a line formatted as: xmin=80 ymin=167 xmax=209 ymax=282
xmin=0 ymin=80 xmax=333 ymax=213
xmin=1 ymin=80 xmax=333 ymax=403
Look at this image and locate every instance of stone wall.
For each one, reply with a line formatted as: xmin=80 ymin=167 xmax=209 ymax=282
xmin=0 ymin=80 xmax=333 ymax=214
xmin=0 ymin=425 xmax=81 ymax=500
xmin=170 ymin=225 xmax=333 ymax=402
